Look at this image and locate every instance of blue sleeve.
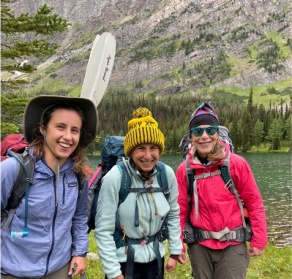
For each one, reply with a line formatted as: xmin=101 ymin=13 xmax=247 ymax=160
xmin=71 ymin=179 xmax=89 ymax=257
xmin=1 ymin=158 xmax=19 ymax=210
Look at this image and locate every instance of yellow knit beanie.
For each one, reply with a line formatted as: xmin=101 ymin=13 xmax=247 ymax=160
xmin=124 ymin=107 xmax=165 ymax=157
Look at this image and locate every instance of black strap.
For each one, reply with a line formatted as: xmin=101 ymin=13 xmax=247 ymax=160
xmin=124 ymin=234 xmax=162 ymax=279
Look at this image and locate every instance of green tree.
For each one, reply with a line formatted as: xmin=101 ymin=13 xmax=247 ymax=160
xmin=267 ymin=118 xmax=282 ymax=150
xmin=253 ymin=120 xmax=264 ymax=151
xmin=1 ymin=94 xmax=29 ymax=137
xmin=230 ymin=117 xmax=240 ymax=153
xmin=1 ymin=0 xmax=68 ymax=91
xmin=284 ymin=115 xmax=292 ymax=151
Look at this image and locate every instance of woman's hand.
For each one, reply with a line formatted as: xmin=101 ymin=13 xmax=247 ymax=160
xmin=177 ymin=253 xmax=188 ymax=264
xmin=114 ymin=274 xmax=124 ymax=279
xmin=165 ymin=257 xmax=178 ymax=272
xmin=69 ymin=256 xmax=86 ymax=277
xmin=249 ymin=246 xmax=265 ymax=256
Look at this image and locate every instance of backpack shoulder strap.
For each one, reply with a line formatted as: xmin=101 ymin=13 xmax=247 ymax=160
xmin=2 ymin=148 xmax=35 ymax=231
xmin=156 ymin=161 xmax=168 ymax=192
xmin=76 ymin=173 xmax=84 ymax=198
xmin=117 ymin=160 xmax=168 ymax=230
xmin=117 ymin=158 xmax=169 ymax=204
xmin=117 ymin=157 xmax=132 ymax=204
xmin=186 ymin=156 xmax=195 ymax=198
xmin=218 ymin=153 xmax=246 ymax=228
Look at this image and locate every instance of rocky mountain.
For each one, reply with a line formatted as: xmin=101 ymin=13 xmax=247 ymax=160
xmin=8 ymin=0 xmax=292 ymax=103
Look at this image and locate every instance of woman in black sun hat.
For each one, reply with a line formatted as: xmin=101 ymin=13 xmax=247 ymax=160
xmin=1 ymin=95 xmax=98 ymax=279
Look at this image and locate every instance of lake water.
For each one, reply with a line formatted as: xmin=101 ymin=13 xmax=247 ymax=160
xmin=88 ymin=152 xmax=292 ymax=247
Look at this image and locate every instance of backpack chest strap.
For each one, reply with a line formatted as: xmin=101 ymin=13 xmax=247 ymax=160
xmin=129 ymin=186 xmax=164 ymax=227
xmin=193 ymin=170 xmax=221 ymax=180
xmin=129 ymin=186 xmax=164 ymax=194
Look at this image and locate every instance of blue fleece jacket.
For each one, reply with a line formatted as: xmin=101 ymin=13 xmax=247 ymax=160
xmin=1 ymin=153 xmax=88 ymax=278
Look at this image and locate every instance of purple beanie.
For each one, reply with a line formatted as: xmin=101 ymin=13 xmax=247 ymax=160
xmin=189 ymin=102 xmax=219 ymax=129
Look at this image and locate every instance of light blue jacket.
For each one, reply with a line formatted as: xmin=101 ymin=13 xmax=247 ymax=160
xmin=94 ymin=160 xmax=182 ymax=279
xmin=1 ymin=152 xmax=88 ymax=278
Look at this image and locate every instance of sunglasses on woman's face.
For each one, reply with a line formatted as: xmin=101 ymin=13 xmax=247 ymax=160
xmin=190 ymin=126 xmax=219 ymax=137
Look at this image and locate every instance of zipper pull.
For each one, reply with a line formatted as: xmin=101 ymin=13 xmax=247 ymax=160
xmin=121 ymin=225 xmax=126 ymax=240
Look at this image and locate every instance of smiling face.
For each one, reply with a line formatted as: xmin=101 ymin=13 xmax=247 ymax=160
xmin=131 ymin=144 xmax=160 ymax=173
xmin=191 ymin=125 xmax=219 ymax=158
xmin=42 ymin=108 xmax=82 ymax=168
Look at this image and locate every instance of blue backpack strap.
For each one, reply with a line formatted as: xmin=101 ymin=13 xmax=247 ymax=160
xmin=116 ymin=158 xmax=131 ymax=204
xmin=155 ymin=161 xmax=169 ymax=241
xmin=2 ymin=148 xmax=35 ymax=237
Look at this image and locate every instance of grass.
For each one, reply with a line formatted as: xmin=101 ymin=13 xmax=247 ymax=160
xmin=81 ymin=233 xmax=292 ymax=279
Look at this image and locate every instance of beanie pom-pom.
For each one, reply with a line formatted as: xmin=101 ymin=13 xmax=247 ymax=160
xmin=132 ymin=107 xmax=152 ymax=118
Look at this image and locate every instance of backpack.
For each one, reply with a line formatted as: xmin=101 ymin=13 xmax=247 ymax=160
xmin=87 ymin=136 xmax=170 ymax=243
xmin=1 ymin=134 xmax=35 ymax=236
xmin=87 ymin=136 xmax=126 ymax=232
xmin=1 ymin=134 xmax=28 ymax=161
xmin=181 ymin=127 xmax=252 ymax=243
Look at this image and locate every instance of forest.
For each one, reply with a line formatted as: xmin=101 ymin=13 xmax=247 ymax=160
xmin=2 ymin=88 xmax=291 ymax=154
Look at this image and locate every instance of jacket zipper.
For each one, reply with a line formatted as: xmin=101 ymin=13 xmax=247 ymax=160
xmin=44 ymin=174 xmax=58 ymax=276
xmin=63 ymin=174 xmax=67 ymax=204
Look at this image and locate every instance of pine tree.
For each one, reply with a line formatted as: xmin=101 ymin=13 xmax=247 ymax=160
xmin=1 ymin=0 xmax=68 ymax=91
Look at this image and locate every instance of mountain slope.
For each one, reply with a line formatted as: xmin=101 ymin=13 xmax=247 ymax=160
xmin=7 ymin=0 xmax=292 ymax=105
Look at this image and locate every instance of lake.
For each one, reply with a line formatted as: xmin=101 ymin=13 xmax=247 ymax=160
xmin=88 ymin=152 xmax=291 ymax=247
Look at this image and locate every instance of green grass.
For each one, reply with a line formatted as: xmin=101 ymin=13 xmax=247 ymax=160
xmin=82 ymin=232 xmax=292 ymax=279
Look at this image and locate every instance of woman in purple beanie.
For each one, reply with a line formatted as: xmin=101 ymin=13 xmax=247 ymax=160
xmin=176 ymin=102 xmax=267 ymax=279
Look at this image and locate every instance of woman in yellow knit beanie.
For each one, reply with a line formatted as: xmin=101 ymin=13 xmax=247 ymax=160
xmin=95 ymin=107 xmax=188 ymax=279
xmin=124 ymin=107 xmax=165 ymax=157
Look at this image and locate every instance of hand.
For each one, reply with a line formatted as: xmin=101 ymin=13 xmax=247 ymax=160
xmin=68 ymin=256 xmax=86 ymax=277
xmin=165 ymin=257 xmax=178 ymax=272
xmin=249 ymin=246 xmax=265 ymax=257
xmin=114 ymin=274 xmax=124 ymax=279
xmin=178 ymin=253 xmax=188 ymax=264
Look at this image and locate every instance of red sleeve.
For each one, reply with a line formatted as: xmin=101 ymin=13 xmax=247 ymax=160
xmin=230 ymin=154 xmax=268 ymax=249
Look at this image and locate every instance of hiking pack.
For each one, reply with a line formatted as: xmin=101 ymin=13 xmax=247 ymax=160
xmin=87 ymin=136 xmax=170 ymax=243
xmin=1 ymin=134 xmax=35 ymax=236
xmin=181 ymin=126 xmax=252 ymax=243
xmin=87 ymin=135 xmax=125 ymax=232
xmin=1 ymin=134 xmax=28 ymax=161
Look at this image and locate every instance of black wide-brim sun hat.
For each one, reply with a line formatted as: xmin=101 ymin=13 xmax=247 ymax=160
xmin=24 ymin=95 xmax=98 ymax=148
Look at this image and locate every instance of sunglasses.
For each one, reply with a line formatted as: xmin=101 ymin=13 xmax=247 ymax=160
xmin=190 ymin=126 xmax=219 ymax=137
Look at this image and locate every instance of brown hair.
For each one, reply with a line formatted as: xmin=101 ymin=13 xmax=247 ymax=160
xmin=29 ymin=104 xmax=89 ymax=180
xmin=207 ymin=141 xmax=225 ymax=163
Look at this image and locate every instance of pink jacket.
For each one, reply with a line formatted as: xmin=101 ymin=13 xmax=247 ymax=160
xmin=176 ymin=141 xmax=268 ymax=250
